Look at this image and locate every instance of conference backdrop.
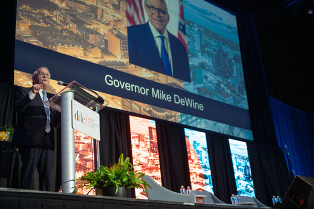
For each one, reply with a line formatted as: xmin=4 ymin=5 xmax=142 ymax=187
xmin=14 ymin=0 xmax=253 ymax=140
xmin=128 ymin=116 xmax=255 ymax=198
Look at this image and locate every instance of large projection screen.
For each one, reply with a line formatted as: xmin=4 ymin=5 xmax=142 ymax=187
xmin=14 ymin=0 xmax=253 ymax=140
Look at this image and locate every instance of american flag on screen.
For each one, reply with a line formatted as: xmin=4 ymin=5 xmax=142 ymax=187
xmin=127 ymin=0 xmax=145 ymax=26
xmin=178 ymin=0 xmax=188 ymax=54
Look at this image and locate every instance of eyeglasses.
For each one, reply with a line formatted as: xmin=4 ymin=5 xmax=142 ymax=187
xmin=37 ymin=72 xmax=51 ymax=78
xmin=145 ymin=5 xmax=168 ymax=16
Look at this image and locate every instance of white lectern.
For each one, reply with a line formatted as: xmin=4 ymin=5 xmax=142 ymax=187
xmin=48 ymin=81 xmax=108 ymax=193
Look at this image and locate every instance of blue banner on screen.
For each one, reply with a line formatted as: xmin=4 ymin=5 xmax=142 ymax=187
xmin=14 ymin=0 xmax=253 ymax=140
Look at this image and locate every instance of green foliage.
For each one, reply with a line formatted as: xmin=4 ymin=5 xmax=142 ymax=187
xmin=77 ymin=153 xmax=151 ymax=195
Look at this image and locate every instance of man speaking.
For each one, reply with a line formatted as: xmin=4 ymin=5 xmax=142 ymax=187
xmin=127 ymin=0 xmax=191 ymax=82
xmin=12 ymin=67 xmax=60 ymax=191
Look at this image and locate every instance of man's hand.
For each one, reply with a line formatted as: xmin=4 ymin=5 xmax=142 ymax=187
xmin=32 ymin=84 xmax=44 ymax=94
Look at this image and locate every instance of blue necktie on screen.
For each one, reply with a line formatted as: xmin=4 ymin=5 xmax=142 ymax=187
xmin=160 ymin=36 xmax=172 ymax=76
xmin=42 ymin=90 xmax=51 ymax=133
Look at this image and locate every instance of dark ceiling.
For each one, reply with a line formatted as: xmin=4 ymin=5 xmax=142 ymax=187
xmin=234 ymin=0 xmax=314 ymax=114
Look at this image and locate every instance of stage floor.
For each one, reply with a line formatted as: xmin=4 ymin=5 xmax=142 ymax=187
xmin=0 ymin=187 xmax=265 ymax=209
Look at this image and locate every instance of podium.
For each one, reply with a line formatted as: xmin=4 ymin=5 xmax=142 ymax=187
xmin=49 ymin=81 xmax=108 ymax=193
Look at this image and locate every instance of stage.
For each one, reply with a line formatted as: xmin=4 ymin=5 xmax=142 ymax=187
xmin=0 ymin=187 xmax=266 ymax=209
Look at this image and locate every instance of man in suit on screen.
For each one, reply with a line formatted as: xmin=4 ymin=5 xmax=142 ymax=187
xmin=12 ymin=66 xmax=60 ymax=191
xmin=127 ymin=0 xmax=191 ymax=82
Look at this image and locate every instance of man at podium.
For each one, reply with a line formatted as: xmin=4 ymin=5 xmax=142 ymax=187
xmin=12 ymin=66 xmax=60 ymax=191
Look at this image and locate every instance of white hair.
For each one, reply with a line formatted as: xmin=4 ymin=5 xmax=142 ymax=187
xmin=32 ymin=66 xmax=50 ymax=82
xmin=145 ymin=0 xmax=167 ymax=6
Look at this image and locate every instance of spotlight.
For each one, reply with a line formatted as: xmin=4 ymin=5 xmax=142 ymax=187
xmin=307 ymin=9 xmax=313 ymax=14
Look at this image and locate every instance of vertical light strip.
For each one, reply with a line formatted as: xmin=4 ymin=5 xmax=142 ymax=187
xmin=185 ymin=128 xmax=214 ymax=193
xmin=75 ymin=130 xmax=95 ymax=195
xmin=129 ymin=116 xmax=162 ymax=199
xmin=229 ymin=139 xmax=255 ymax=197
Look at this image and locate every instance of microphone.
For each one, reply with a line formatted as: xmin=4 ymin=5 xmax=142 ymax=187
xmin=57 ymin=81 xmax=106 ymax=105
xmin=96 ymin=94 xmax=105 ymax=104
xmin=88 ymin=88 xmax=105 ymax=105
xmin=57 ymin=81 xmax=69 ymax=86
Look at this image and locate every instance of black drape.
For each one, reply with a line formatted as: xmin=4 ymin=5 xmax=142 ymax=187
xmin=206 ymin=132 xmax=237 ymax=203
xmin=156 ymin=121 xmax=191 ymax=192
xmin=0 ymin=83 xmax=17 ymax=127
xmin=99 ymin=108 xmax=132 ymax=166
xmin=98 ymin=108 xmax=133 ymax=197
xmin=0 ymin=84 xmax=18 ymax=188
xmin=0 ymin=0 xmax=15 ymax=86
xmin=237 ymin=8 xmax=278 ymax=146
xmin=247 ymin=141 xmax=291 ymax=206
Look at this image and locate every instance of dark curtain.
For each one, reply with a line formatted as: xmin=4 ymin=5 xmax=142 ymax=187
xmin=0 ymin=83 xmax=17 ymax=127
xmin=269 ymin=97 xmax=314 ymax=178
xmin=247 ymin=141 xmax=291 ymax=206
xmin=206 ymin=132 xmax=237 ymax=203
xmin=0 ymin=84 xmax=18 ymax=188
xmin=98 ymin=108 xmax=132 ymax=166
xmin=156 ymin=121 xmax=191 ymax=192
xmin=0 ymin=0 xmax=15 ymax=86
xmin=98 ymin=108 xmax=133 ymax=197
xmin=237 ymin=8 xmax=278 ymax=146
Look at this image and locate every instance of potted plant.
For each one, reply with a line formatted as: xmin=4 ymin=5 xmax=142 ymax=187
xmin=77 ymin=153 xmax=150 ymax=197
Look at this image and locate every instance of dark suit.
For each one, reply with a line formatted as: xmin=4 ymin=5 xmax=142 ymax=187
xmin=128 ymin=22 xmax=191 ymax=82
xmin=12 ymin=87 xmax=60 ymax=191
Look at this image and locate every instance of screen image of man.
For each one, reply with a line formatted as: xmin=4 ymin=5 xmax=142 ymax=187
xmin=12 ymin=66 xmax=60 ymax=191
xmin=127 ymin=0 xmax=191 ymax=82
